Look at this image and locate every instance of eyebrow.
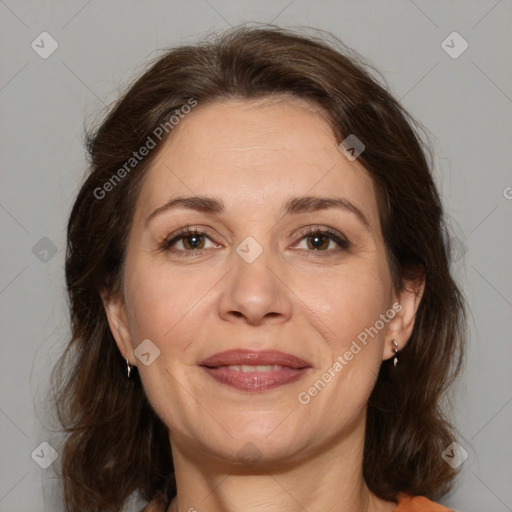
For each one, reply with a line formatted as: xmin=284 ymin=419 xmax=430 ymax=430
xmin=145 ymin=195 xmax=370 ymax=229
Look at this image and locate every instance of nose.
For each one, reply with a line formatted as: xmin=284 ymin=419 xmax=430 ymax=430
xmin=217 ymin=244 xmax=293 ymax=326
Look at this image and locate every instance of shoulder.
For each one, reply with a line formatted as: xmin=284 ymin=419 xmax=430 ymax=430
xmin=395 ymin=494 xmax=453 ymax=512
xmin=138 ymin=496 xmax=168 ymax=512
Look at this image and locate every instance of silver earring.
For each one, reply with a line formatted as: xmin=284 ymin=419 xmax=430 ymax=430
xmin=126 ymin=359 xmax=133 ymax=378
xmin=392 ymin=340 xmax=399 ymax=367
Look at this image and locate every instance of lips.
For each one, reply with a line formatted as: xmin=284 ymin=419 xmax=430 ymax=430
xmin=199 ymin=349 xmax=312 ymax=391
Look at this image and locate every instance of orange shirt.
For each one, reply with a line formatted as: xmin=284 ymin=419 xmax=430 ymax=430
xmin=396 ymin=495 xmax=453 ymax=511
xmin=141 ymin=494 xmax=453 ymax=511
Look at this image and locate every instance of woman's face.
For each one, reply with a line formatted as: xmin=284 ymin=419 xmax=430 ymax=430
xmin=105 ymin=97 xmax=417 ymax=466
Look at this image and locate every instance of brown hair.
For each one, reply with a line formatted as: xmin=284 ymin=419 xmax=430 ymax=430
xmin=52 ymin=25 xmax=466 ymax=511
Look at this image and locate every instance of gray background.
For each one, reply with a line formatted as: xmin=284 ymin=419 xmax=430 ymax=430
xmin=1 ymin=1 xmax=511 ymax=511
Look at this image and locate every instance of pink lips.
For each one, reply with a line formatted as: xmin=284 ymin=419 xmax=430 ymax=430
xmin=199 ymin=349 xmax=312 ymax=391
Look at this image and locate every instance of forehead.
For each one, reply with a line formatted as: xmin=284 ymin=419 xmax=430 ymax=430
xmin=135 ymin=97 xmax=379 ymax=228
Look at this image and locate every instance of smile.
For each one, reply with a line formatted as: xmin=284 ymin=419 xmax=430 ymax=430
xmin=199 ymin=349 xmax=312 ymax=391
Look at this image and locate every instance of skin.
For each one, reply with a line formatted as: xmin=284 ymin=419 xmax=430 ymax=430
xmin=103 ymin=96 xmax=424 ymax=512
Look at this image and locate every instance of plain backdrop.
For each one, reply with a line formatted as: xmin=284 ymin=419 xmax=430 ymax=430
xmin=1 ymin=1 xmax=511 ymax=511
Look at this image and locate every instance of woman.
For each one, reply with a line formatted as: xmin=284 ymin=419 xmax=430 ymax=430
xmin=52 ymin=26 xmax=466 ymax=512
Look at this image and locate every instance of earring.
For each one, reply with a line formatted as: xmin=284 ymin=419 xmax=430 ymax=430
xmin=392 ymin=340 xmax=399 ymax=367
xmin=126 ymin=359 xmax=133 ymax=378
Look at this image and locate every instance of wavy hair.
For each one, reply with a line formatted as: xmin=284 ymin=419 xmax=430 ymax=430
xmin=51 ymin=25 xmax=466 ymax=511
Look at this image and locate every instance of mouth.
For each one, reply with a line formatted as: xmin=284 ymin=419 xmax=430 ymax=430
xmin=199 ymin=349 xmax=312 ymax=391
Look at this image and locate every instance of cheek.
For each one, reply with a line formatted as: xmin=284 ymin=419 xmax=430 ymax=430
xmin=294 ymin=259 xmax=391 ymax=350
xmin=316 ymin=264 xmax=391 ymax=396
xmin=122 ymin=264 xmax=209 ymax=428
xmin=123 ymin=257 xmax=220 ymax=357
xmin=127 ymin=284 xmax=172 ymax=342
xmin=123 ymin=263 xmax=185 ymax=344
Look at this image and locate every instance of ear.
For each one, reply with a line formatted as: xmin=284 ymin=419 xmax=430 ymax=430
xmin=383 ymin=273 xmax=425 ymax=361
xmin=100 ymin=289 xmax=135 ymax=366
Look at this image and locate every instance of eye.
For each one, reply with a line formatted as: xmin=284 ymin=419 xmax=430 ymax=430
xmin=160 ymin=225 xmax=350 ymax=258
xmin=160 ymin=227 xmax=219 ymax=257
xmin=294 ymin=226 xmax=350 ymax=253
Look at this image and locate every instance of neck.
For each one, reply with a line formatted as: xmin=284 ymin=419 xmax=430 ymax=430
xmin=166 ymin=421 xmax=396 ymax=512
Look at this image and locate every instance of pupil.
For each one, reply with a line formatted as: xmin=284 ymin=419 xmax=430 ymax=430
xmin=188 ymin=235 xmax=201 ymax=248
xmin=311 ymin=235 xmax=326 ymax=250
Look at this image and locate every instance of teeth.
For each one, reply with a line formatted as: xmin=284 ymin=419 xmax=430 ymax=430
xmin=226 ymin=365 xmax=282 ymax=372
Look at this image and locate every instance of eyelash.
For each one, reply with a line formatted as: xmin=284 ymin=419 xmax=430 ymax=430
xmin=159 ymin=225 xmax=350 ymax=259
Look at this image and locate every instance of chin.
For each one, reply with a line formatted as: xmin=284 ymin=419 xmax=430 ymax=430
xmin=209 ymin=435 xmax=309 ymax=470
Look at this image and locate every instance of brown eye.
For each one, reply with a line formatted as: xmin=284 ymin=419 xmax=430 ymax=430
xmin=161 ymin=228 xmax=217 ymax=256
xmin=295 ymin=227 xmax=350 ymax=253
xmin=306 ymin=233 xmax=330 ymax=251
xmin=181 ymin=233 xmax=205 ymax=250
